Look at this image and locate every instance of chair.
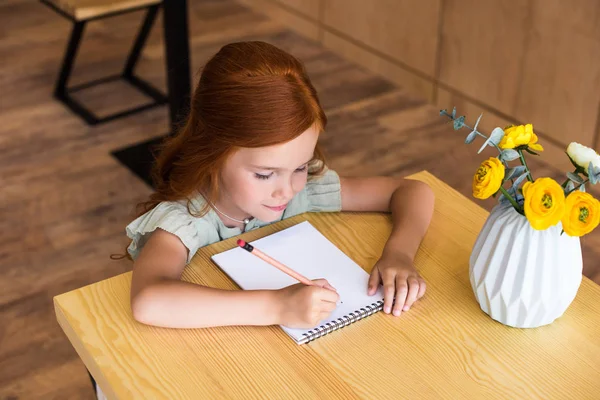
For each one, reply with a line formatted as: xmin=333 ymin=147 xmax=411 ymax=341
xmin=40 ymin=0 xmax=167 ymax=125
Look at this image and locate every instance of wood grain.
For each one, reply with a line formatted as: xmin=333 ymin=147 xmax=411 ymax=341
xmin=514 ymin=0 xmax=600 ymax=147
xmin=273 ymin=0 xmax=320 ymax=20
xmin=323 ymin=0 xmax=441 ymax=77
xmin=322 ymin=31 xmax=435 ymax=102
xmin=236 ymin=0 xmax=321 ymax=41
xmin=54 ymin=171 xmax=600 ymax=399
xmin=437 ymin=0 xmax=530 ymax=117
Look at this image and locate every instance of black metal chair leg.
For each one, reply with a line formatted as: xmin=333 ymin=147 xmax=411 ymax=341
xmin=54 ymin=21 xmax=85 ymax=99
xmin=121 ymin=3 xmax=168 ymax=106
xmin=44 ymin=3 xmax=167 ymax=126
xmin=123 ymin=4 xmax=160 ymax=78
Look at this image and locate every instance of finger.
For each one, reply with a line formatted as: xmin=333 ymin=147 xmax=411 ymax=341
xmin=402 ymin=278 xmax=420 ymax=311
xmin=392 ymin=276 xmax=409 ymax=316
xmin=382 ymin=272 xmax=396 ymax=314
xmin=319 ymin=287 xmax=341 ymax=304
xmin=312 ymin=278 xmax=337 ymax=292
xmin=417 ymin=278 xmax=427 ymax=299
xmin=368 ymin=266 xmax=381 ymax=296
xmin=323 ymin=283 xmax=337 ymax=292
xmin=321 ymin=300 xmax=338 ymax=313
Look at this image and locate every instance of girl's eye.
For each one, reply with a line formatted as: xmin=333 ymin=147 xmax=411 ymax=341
xmin=254 ymin=166 xmax=306 ymax=180
xmin=254 ymin=173 xmax=272 ymax=180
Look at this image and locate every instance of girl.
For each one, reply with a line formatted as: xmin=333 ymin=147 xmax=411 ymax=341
xmin=125 ymin=41 xmax=434 ymax=330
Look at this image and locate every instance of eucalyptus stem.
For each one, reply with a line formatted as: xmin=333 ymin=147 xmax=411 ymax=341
xmin=462 ymin=123 xmax=487 ymax=140
xmin=562 ymin=168 xmax=580 ymax=188
xmin=566 ymin=179 xmax=589 ymax=195
xmin=440 ymin=111 xmax=488 ymax=140
xmin=518 ymin=150 xmax=533 ymax=182
xmin=498 ymin=186 xmax=523 ymax=214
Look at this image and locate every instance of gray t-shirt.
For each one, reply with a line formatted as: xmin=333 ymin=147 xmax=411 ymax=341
xmin=125 ymin=169 xmax=342 ymax=263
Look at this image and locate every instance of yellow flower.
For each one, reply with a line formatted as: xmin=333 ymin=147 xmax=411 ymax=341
xmin=499 ymin=124 xmax=544 ymax=152
xmin=473 ymin=157 xmax=505 ymax=199
xmin=561 ymin=191 xmax=600 ymax=237
xmin=522 ymin=178 xmax=565 ymax=230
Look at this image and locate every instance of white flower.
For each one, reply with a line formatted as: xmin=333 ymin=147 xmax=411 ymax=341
xmin=567 ymin=142 xmax=600 ymax=170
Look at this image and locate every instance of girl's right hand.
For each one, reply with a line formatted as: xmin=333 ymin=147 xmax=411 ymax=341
xmin=274 ymin=279 xmax=340 ymax=329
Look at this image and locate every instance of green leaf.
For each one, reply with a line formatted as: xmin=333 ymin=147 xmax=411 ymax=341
xmin=498 ymin=190 xmax=512 ymax=204
xmin=489 ymin=127 xmax=505 ymax=146
xmin=512 ymin=172 xmax=529 ymax=189
xmin=500 ymin=149 xmax=520 ymax=162
xmin=477 ymin=128 xmax=504 ymax=154
xmin=452 ymin=107 xmax=457 ymax=118
xmin=525 ymin=148 xmax=539 ymax=155
xmin=465 ymin=130 xmax=478 ymax=144
xmin=589 ymin=162 xmax=600 ymax=184
xmin=567 ymin=172 xmax=584 ymax=184
xmin=516 ymin=193 xmax=524 ymax=203
xmin=505 ymin=166 xmax=526 ymax=181
xmin=473 ymin=113 xmax=483 ymax=131
xmin=453 ymin=115 xmax=465 ymax=130
xmin=565 ymin=181 xmax=575 ymax=192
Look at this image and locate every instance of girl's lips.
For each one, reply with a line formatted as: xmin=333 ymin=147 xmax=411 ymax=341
xmin=264 ymin=203 xmax=287 ymax=212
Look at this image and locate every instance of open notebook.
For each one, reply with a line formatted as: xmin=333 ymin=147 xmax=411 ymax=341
xmin=211 ymin=221 xmax=384 ymax=345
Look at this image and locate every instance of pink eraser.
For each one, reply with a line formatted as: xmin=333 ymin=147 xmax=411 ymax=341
xmin=237 ymin=239 xmax=246 ymax=247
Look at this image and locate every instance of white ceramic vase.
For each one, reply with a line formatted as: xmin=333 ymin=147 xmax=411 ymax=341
xmin=469 ymin=203 xmax=583 ymax=328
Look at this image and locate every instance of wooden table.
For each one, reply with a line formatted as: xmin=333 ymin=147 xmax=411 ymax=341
xmin=54 ymin=171 xmax=600 ymax=399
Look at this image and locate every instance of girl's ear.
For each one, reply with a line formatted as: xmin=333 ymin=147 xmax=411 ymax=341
xmin=308 ymin=158 xmax=325 ymax=173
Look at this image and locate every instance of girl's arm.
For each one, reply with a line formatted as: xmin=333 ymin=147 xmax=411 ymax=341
xmin=130 ymin=229 xmax=338 ymax=328
xmin=339 ymin=176 xmax=435 ymax=316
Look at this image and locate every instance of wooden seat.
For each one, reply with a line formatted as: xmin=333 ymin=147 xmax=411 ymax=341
xmin=44 ymin=0 xmax=161 ymax=21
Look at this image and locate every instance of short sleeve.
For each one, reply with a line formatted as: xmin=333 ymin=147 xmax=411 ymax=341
xmin=306 ymin=168 xmax=342 ymax=212
xmin=125 ymin=201 xmax=217 ymax=264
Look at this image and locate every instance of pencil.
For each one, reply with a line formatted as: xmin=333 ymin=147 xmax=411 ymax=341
xmin=236 ymin=239 xmax=336 ymax=292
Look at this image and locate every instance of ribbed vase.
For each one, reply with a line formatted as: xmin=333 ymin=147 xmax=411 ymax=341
xmin=469 ymin=203 xmax=583 ymax=328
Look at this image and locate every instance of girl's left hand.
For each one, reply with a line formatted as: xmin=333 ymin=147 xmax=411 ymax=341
xmin=367 ymin=251 xmax=426 ymax=316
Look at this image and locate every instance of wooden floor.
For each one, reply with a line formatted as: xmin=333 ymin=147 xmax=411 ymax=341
xmin=1 ymin=0 xmax=599 ymax=398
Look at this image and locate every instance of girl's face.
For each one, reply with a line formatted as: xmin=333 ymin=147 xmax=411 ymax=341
xmin=217 ymin=124 xmax=320 ymax=225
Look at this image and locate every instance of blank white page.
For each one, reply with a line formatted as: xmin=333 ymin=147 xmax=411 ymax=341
xmin=210 ymin=221 xmax=384 ymax=344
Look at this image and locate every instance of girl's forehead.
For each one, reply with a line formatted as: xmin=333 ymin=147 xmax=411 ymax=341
xmin=235 ymin=126 xmax=319 ymax=167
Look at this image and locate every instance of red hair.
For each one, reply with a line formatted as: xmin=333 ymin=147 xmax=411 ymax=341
xmin=116 ymin=41 xmax=328 ymax=260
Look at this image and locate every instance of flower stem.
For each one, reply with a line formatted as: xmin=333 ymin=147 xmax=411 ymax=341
xmin=566 ymin=179 xmax=589 ymax=195
xmin=562 ymin=168 xmax=580 ymax=188
xmin=440 ymin=112 xmax=488 ymax=140
xmin=498 ymin=186 xmax=523 ymax=214
xmin=518 ymin=150 xmax=533 ymax=182
xmin=460 ymin=123 xmax=489 ymax=142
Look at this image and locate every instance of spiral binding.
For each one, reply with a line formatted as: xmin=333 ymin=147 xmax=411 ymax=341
xmin=299 ymin=300 xmax=384 ymax=344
